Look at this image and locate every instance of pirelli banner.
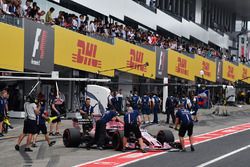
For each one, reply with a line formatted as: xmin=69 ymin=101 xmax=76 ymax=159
xmin=0 ymin=23 xmax=24 ymax=71
xmin=114 ymin=38 xmax=156 ymax=79
xmin=238 ymin=64 xmax=250 ymax=84
xmin=222 ymin=61 xmax=239 ymax=82
xmin=168 ymin=49 xmax=195 ymax=81
xmin=194 ymin=55 xmax=216 ymax=82
xmin=54 ymin=26 xmax=114 ymax=77
xmin=24 ymin=19 xmax=54 ymax=72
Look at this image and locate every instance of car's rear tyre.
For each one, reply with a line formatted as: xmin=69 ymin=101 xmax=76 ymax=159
xmin=63 ymin=128 xmax=81 ymax=147
xmin=112 ymin=130 xmax=124 ymax=151
xmin=156 ymin=130 xmax=175 ymax=145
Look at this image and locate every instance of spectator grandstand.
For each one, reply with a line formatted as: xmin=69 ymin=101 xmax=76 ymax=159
xmin=0 ymin=0 xmax=246 ymax=65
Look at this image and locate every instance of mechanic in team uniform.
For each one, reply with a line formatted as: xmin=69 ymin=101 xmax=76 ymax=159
xmin=80 ymin=98 xmax=95 ymax=132
xmin=49 ymin=92 xmax=65 ymax=136
xmin=165 ymin=96 xmax=177 ymax=125
xmin=191 ymin=95 xmax=199 ymax=122
xmin=141 ymin=92 xmax=151 ymax=124
xmin=0 ymin=90 xmax=8 ymax=137
xmin=131 ymin=92 xmax=140 ymax=111
xmin=80 ymin=98 xmax=94 ymax=118
xmin=110 ymin=91 xmax=120 ymax=114
xmin=152 ymin=94 xmax=161 ymax=124
xmin=32 ymin=94 xmax=56 ymax=147
xmin=87 ymin=106 xmax=124 ymax=150
xmin=175 ymin=99 xmax=195 ymax=152
xmin=123 ymin=106 xmax=146 ymax=153
xmin=117 ymin=89 xmax=124 ymax=114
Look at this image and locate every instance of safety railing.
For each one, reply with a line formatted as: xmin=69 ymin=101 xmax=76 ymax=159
xmin=0 ymin=14 xmax=23 ymax=28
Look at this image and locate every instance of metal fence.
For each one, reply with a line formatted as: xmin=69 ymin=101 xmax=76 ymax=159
xmin=0 ymin=14 xmax=23 ymax=28
xmin=87 ymin=33 xmax=114 ymax=45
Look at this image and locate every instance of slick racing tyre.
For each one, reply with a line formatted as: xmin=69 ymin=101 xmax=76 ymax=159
xmin=63 ymin=128 xmax=81 ymax=147
xmin=112 ymin=130 xmax=124 ymax=151
xmin=156 ymin=130 xmax=175 ymax=145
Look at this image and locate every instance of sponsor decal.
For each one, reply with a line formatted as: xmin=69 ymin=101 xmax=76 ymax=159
xmin=126 ymin=49 xmax=147 ymax=72
xmin=176 ymin=57 xmax=189 ymax=76
xmin=72 ymin=40 xmax=102 ymax=68
xmin=227 ymin=65 xmax=235 ymax=80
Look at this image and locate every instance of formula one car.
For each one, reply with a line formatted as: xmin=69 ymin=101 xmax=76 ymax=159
xmin=63 ymin=115 xmax=176 ymax=151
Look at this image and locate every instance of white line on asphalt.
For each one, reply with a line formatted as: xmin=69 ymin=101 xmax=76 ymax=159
xmin=73 ymin=123 xmax=250 ymax=167
xmin=117 ymin=125 xmax=250 ymax=167
xmin=196 ymin=144 xmax=250 ymax=167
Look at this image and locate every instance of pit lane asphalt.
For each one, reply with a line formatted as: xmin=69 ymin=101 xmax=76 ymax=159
xmin=126 ymin=129 xmax=250 ymax=167
xmin=1 ymin=106 xmax=250 ymax=167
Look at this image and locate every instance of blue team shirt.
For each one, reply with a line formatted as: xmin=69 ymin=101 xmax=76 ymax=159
xmin=124 ymin=110 xmax=139 ymax=124
xmin=0 ymin=97 xmax=5 ymax=116
xmin=111 ymin=97 xmax=120 ymax=111
xmin=153 ymin=96 xmax=160 ymax=110
xmin=100 ymin=111 xmax=118 ymax=124
xmin=81 ymin=104 xmax=94 ymax=115
xmin=176 ymin=109 xmax=193 ymax=125
xmin=141 ymin=96 xmax=150 ymax=110
xmin=132 ymin=95 xmax=140 ymax=110
xmin=38 ymin=103 xmax=46 ymax=125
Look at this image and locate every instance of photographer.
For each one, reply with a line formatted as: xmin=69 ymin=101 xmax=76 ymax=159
xmin=15 ymin=95 xmax=40 ymax=152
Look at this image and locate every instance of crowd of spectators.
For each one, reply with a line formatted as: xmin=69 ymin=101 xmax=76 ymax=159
xmin=0 ymin=0 xmax=248 ymax=64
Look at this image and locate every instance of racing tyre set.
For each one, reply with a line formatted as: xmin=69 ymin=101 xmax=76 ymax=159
xmin=112 ymin=130 xmax=124 ymax=151
xmin=156 ymin=130 xmax=175 ymax=145
xmin=63 ymin=128 xmax=81 ymax=147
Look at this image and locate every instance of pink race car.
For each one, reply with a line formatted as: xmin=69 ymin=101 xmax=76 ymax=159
xmin=63 ymin=115 xmax=176 ymax=151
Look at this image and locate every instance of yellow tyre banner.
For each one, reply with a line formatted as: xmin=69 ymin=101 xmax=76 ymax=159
xmin=54 ymin=26 xmax=114 ymax=77
xmin=194 ymin=55 xmax=216 ymax=82
xmin=168 ymin=49 xmax=195 ymax=81
xmin=222 ymin=61 xmax=238 ymax=82
xmin=0 ymin=23 xmax=24 ymax=71
xmin=114 ymin=38 xmax=156 ymax=79
xmin=238 ymin=64 xmax=250 ymax=84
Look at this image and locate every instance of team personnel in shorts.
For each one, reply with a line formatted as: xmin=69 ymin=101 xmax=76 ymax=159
xmin=123 ymin=106 xmax=146 ymax=153
xmin=15 ymin=95 xmax=40 ymax=152
xmin=165 ymin=96 xmax=177 ymax=125
xmin=87 ymin=106 xmax=124 ymax=150
xmin=175 ymin=100 xmax=195 ymax=152
xmin=152 ymin=93 xmax=161 ymax=124
xmin=49 ymin=93 xmax=64 ymax=136
xmin=32 ymin=95 xmax=56 ymax=147
xmin=131 ymin=92 xmax=140 ymax=110
xmin=141 ymin=92 xmax=151 ymax=124
xmin=0 ymin=90 xmax=8 ymax=137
